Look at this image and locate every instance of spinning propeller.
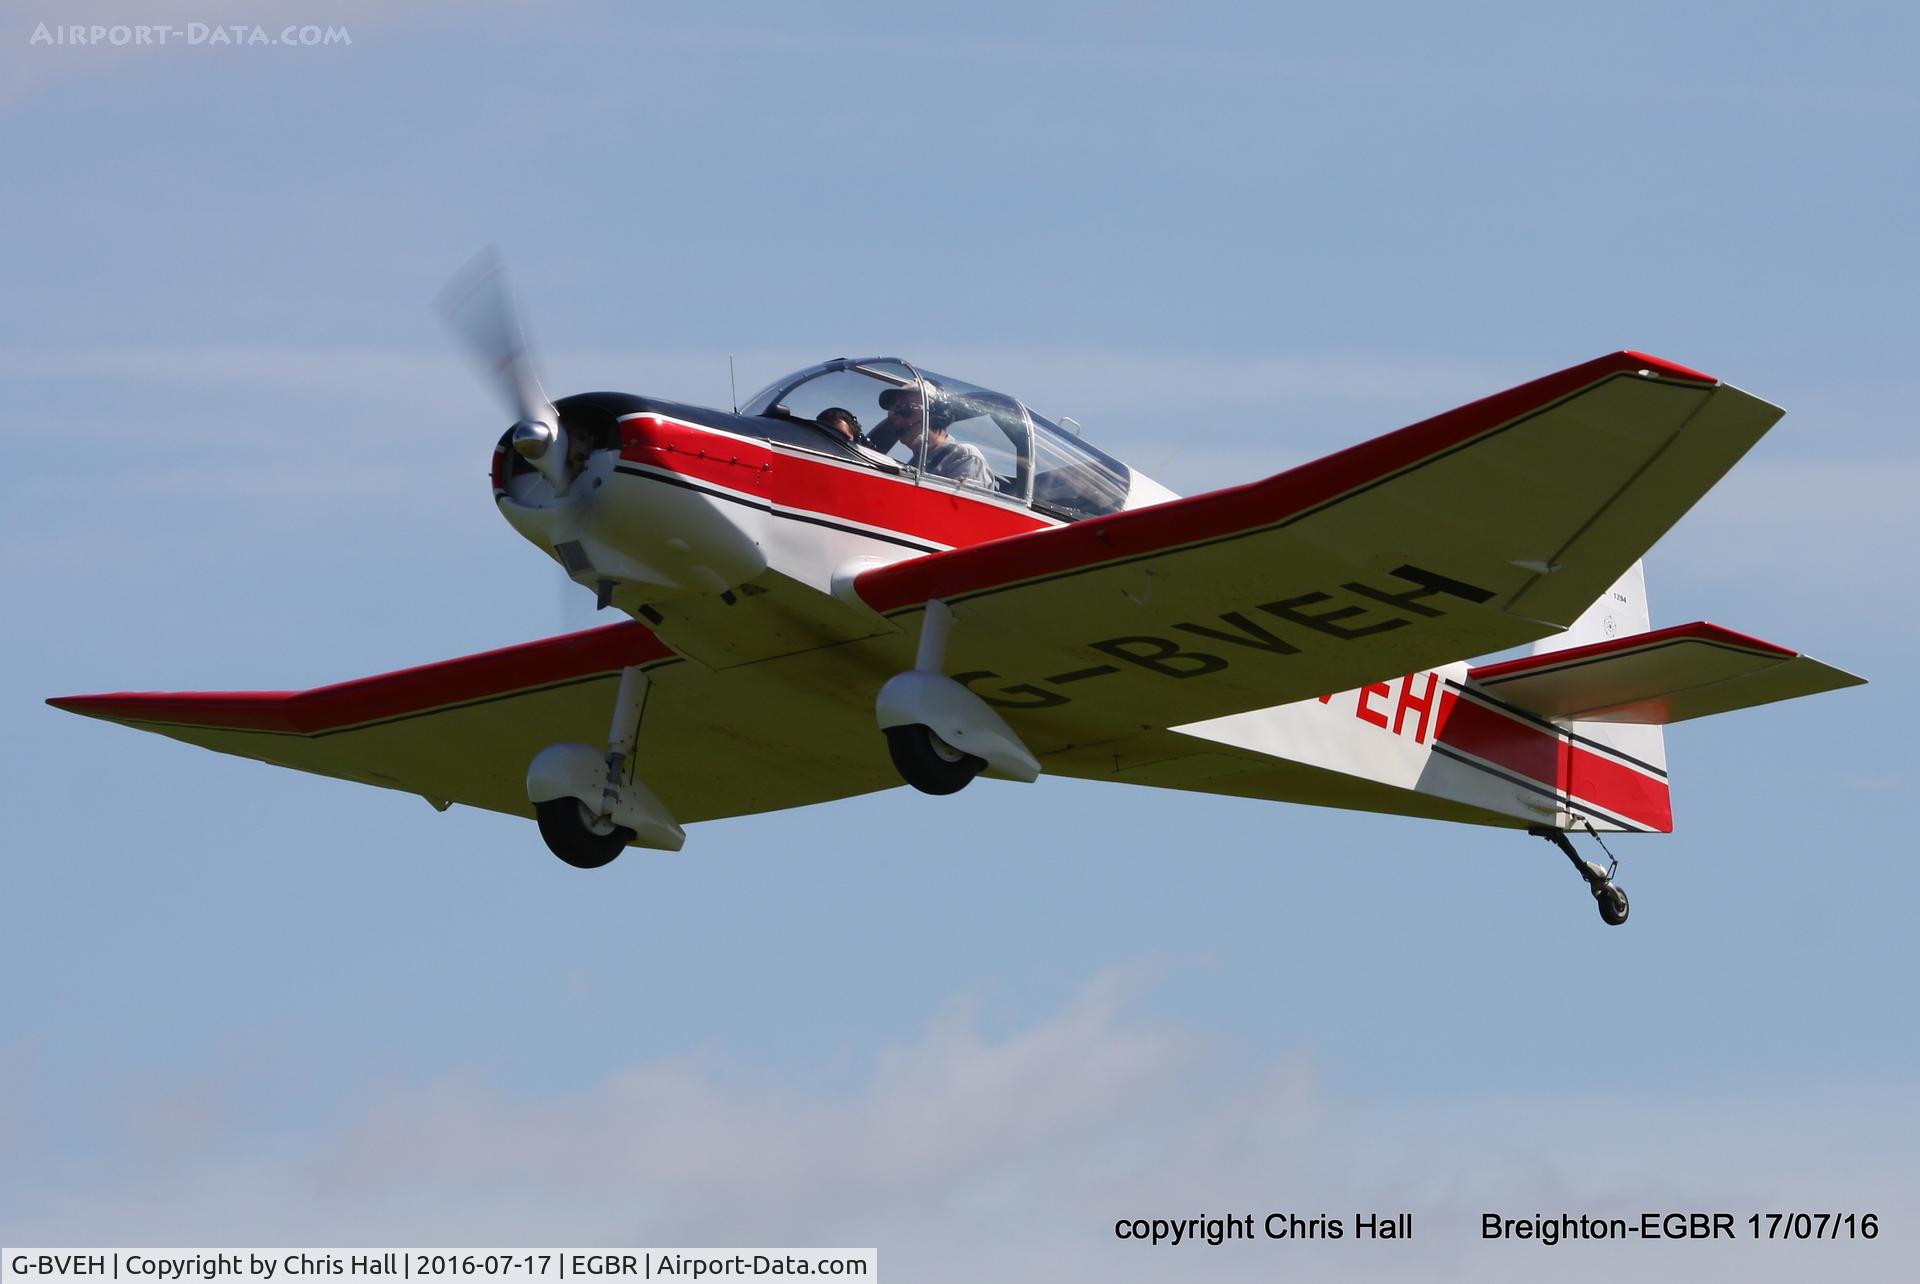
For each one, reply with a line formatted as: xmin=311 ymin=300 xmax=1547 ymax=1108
xmin=434 ymin=246 xmax=572 ymax=494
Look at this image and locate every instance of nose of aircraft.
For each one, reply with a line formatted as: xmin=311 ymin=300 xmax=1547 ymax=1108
xmin=492 ymin=400 xmax=770 ymax=608
xmin=436 ymin=246 xmax=572 ymax=493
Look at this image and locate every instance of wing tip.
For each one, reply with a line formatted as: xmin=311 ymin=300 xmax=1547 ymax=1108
xmin=47 ymin=690 xmax=303 ymax=732
xmin=47 ymin=693 xmax=144 ymax=719
xmin=1620 ymin=350 xmax=1717 ymax=385
xmin=1820 ymin=664 xmax=1870 ymax=691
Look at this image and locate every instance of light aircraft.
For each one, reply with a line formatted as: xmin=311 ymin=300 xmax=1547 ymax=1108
xmin=50 ymin=252 xmax=1864 ymax=924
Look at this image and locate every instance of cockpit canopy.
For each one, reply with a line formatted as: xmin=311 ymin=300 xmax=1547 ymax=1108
xmin=740 ymin=358 xmax=1134 ymax=521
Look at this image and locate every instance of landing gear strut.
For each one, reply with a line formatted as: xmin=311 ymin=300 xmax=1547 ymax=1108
xmin=1530 ymin=825 xmax=1630 ymax=926
xmin=874 ymin=598 xmax=1038 ymax=795
xmin=525 ymin=664 xmax=685 ymax=866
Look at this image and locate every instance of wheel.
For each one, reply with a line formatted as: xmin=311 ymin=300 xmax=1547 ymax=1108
xmin=535 ymin=797 xmax=634 ymax=868
xmin=885 ymin=724 xmax=985 ymax=795
xmin=1595 ymin=882 xmax=1630 ymax=927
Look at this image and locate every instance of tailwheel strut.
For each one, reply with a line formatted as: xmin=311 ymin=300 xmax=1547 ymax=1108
xmin=1529 ymin=824 xmax=1630 ymax=927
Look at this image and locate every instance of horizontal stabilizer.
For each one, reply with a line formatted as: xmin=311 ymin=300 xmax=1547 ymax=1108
xmin=1466 ymin=623 xmax=1864 ymax=724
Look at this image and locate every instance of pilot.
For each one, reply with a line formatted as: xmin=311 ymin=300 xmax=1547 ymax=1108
xmin=868 ymin=386 xmax=924 ymax=454
xmin=816 ymin=406 xmax=866 ymax=446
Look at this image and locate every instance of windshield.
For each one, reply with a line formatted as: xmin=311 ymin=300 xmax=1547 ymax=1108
xmin=741 ymin=358 xmax=1132 ymax=517
xmin=1027 ymin=409 xmax=1131 ymax=519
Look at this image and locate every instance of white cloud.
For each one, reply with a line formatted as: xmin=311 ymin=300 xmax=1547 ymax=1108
xmin=2 ymin=970 xmax=1914 ymax=1281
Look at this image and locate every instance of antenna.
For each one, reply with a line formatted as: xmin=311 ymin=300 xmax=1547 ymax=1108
xmin=728 ymin=354 xmax=739 ymax=414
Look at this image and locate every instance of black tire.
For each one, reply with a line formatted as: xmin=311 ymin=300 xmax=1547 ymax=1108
xmin=535 ymin=797 xmax=634 ymax=869
xmin=885 ymin=724 xmax=985 ymax=796
xmin=1596 ymin=883 xmax=1630 ymax=927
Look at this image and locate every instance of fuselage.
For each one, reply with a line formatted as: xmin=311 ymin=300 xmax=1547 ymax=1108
xmin=493 ymin=366 xmax=1179 ymax=620
xmin=489 ymin=367 xmax=1675 ymax=838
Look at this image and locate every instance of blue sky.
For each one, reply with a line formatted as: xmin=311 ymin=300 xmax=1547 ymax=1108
xmin=2 ymin=3 xmax=1914 ymax=1278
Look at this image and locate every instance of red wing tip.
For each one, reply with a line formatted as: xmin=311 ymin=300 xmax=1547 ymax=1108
xmin=48 ymin=694 xmax=125 ymax=715
xmin=49 ymin=693 xmax=140 ymax=723
xmin=47 ymin=691 xmax=301 ymax=731
xmin=1621 ymin=350 xmax=1717 ymax=384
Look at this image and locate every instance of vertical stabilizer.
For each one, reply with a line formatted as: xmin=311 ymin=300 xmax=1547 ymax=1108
xmin=1534 ymin=559 xmax=1651 ymax=655
xmin=1534 ymin=559 xmax=1669 ymax=809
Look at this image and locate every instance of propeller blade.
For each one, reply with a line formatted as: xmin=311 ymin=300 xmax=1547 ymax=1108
xmin=434 ymin=245 xmax=555 ymax=429
xmin=436 ymin=246 xmax=572 ymax=491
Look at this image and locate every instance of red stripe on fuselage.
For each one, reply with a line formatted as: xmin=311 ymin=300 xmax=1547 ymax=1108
xmin=621 ymin=416 xmax=775 ymax=500
xmin=1435 ymin=690 xmax=1673 ymax=831
xmin=772 ymin=448 xmax=1049 ymax=546
xmin=619 ymin=414 xmax=1053 ymax=549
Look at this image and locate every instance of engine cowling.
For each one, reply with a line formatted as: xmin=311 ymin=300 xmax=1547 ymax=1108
xmin=492 ymin=394 xmax=768 ymax=607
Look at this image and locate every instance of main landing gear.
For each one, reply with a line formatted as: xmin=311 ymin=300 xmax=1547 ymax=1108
xmin=874 ymin=598 xmax=1039 ymax=796
xmin=535 ymin=796 xmax=632 ymax=869
xmin=885 ymin=724 xmax=984 ymax=795
xmin=1530 ymin=825 xmax=1630 ymax=926
xmin=525 ymin=664 xmax=685 ymax=867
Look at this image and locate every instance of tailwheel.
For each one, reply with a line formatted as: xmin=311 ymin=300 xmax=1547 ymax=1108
xmin=885 ymin=724 xmax=985 ymax=796
xmin=535 ymin=797 xmax=635 ymax=869
xmin=1530 ymin=824 xmax=1631 ymax=927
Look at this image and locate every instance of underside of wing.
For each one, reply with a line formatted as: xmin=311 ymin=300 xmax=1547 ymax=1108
xmin=854 ymin=351 xmax=1781 ymax=753
xmin=48 ymin=623 xmax=907 ymax=826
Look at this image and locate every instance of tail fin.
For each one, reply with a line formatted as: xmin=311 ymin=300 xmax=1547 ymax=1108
xmin=1466 ymin=558 xmax=1865 ymax=831
xmin=1529 ymin=562 xmax=1670 ymax=815
xmin=1533 ymin=559 xmax=1652 ymax=657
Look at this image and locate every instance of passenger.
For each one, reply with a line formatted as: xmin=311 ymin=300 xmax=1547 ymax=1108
xmin=816 ymin=406 xmax=866 ymax=446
